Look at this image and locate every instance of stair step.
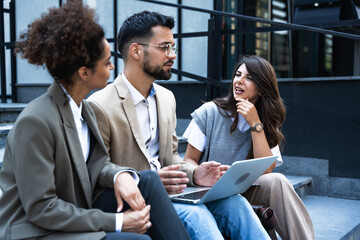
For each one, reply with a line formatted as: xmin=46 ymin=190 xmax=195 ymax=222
xmin=0 ymin=103 xmax=26 ymax=123
xmin=3 ymin=148 xmax=358 ymax=240
xmin=286 ymin=175 xmax=313 ymax=199
xmin=0 ymin=148 xmax=3 ymax=168
xmin=0 ymin=124 xmax=12 ymax=148
xmin=177 ymin=136 xmax=188 ymax=153
xmin=303 ymin=195 xmax=360 ymax=240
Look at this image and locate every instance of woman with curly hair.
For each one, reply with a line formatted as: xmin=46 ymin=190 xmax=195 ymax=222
xmin=0 ymin=2 xmax=190 ymax=240
xmin=183 ymin=55 xmax=315 ymax=240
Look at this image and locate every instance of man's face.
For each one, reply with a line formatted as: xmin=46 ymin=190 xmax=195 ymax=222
xmin=141 ymin=25 xmax=177 ymax=80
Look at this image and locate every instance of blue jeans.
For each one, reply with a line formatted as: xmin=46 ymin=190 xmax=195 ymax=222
xmin=173 ymin=202 xmax=224 ymax=240
xmin=174 ymin=194 xmax=270 ymax=240
xmin=206 ymin=194 xmax=270 ymax=240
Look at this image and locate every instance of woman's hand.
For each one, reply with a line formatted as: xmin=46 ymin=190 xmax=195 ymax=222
xmin=235 ymin=98 xmax=260 ymax=126
xmin=122 ymin=205 xmax=151 ymax=234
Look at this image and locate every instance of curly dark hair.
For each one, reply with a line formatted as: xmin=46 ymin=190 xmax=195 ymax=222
xmin=117 ymin=11 xmax=174 ymax=60
xmin=213 ymin=55 xmax=286 ymax=159
xmin=15 ymin=1 xmax=105 ymax=87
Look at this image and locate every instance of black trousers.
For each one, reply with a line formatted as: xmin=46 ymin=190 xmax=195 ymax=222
xmin=94 ymin=170 xmax=190 ymax=240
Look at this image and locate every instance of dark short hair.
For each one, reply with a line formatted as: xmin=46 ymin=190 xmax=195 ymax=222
xmin=15 ymin=1 xmax=105 ymax=86
xmin=117 ymin=11 xmax=174 ymax=60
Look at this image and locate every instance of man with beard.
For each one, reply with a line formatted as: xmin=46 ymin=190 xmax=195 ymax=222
xmin=88 ymin=11 xmax=270 ymax=240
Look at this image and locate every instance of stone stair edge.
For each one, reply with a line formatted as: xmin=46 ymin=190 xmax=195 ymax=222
xmin=303 ymin=195 xmax=360 ymax=240
xmin=0 ymin=103 xmax=27 ymax=111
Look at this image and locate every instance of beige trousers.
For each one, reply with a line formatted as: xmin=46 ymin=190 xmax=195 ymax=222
xmin=243 ymin=173 xmax=315 ymax=240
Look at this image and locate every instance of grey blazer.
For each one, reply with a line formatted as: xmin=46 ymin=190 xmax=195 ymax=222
xmin=88 ymin=74 xmax=197 ymax=185
xmin=0 ymin=82 xmax=132 ymax=240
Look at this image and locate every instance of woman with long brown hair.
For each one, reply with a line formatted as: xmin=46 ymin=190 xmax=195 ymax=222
xmin=183 ymin=55 xmax=315 ymax=240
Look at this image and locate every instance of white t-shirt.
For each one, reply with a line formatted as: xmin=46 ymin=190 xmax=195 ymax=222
xmin=183 ymin=113 xmax=283 ymax=167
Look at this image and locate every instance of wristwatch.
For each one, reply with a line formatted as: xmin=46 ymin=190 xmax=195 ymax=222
xmin=250 ymin=123 xmax=263 ymax=132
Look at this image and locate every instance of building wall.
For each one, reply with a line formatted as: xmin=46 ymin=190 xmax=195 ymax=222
xmin=12 ymin=0 xmax=212 ymax=85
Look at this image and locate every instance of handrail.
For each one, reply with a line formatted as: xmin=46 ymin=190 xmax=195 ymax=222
xmin=137 ymin=0 xmax=360 ymax=41
xmin=2 ymin=0 xmax=360 ymax=102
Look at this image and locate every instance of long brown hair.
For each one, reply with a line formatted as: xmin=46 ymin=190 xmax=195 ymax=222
xmin=213 ymin=55 xmax=286 ymax=158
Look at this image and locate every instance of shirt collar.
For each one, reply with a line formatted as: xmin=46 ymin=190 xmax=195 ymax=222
xmin=122 ymin=73 xmax=156 ymax=105
xmin=58 ymin=82 xmax=83 ymax=121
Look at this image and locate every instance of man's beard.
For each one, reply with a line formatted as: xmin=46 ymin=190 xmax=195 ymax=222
xmin=143 ymin=53 xmax=173 ymax=80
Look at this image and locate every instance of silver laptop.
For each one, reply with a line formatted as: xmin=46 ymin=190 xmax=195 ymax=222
xmin=169 ymin=156 xmax=277 ymax=204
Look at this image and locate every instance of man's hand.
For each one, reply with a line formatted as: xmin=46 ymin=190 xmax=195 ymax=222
xmin=122 ymin=205 xmax=151 ymax=234
xmin=114 ymin=172 xmax=146 ymax=212
xmin=157 ymin=165 xmax=189 ymax=194
xmin=193 ymin=161 xmax=230 ymax=186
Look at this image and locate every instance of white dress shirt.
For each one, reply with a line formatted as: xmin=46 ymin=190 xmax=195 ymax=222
xmin=183 ymin=113 xmax=283 ymax=166
xmin=60 ymin=83 xmax=131 ymax=232
xmin=123 ymin=74 xmax=162 ymax=171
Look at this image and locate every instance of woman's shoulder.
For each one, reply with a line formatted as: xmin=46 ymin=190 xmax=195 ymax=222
xmin=191 ymin=102 xmax=222 ymax=123
xmin=195 ymin=101 xmax=218 ymax=113
xmin=16 ymin=93 xmax=59 ymax=127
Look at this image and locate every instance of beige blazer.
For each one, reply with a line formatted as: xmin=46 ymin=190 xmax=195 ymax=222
xmin=88 ymin=74 xmax=197 ymax=184
xmin=0 ymin=82 xmax=132 ymax=240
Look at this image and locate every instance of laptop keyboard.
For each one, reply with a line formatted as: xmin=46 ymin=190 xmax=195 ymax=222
xmin=177 ymin=189 xmax=209 ymax=200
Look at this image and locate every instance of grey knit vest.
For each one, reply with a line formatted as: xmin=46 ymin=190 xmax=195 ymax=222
xmin=191 ymin=102 xmax=252 ymax=166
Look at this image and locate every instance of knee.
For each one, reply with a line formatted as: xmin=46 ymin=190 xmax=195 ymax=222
xmin=189 ymin=204 xmax=211 ymax=218
xmin=138 ymin=170 xmax=164 ymax=192
xmin=181 ymin=204 xmax=213 ymax=219
xmin=142 ymin=235 xmax=152 ymax=240
xmin=270 ymin=173 xmax=292 ymax=188
xmin=139 ymin=170 xmax=161 ymax=184
xmin=259 ymin=173 xmax=291 ymax=187
xmin=209 ymin=195 xmax=253 ymax=214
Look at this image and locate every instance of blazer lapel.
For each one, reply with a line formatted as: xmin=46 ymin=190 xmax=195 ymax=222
xmin=154 ymin=85 xmax=168 ymax=165
xmin=115 ymin=75 xmax=149 ymax=160
xmin=82 ymin=101 xmax=107 ymax=154
xmin=49 ymin=82 xmax=92 ymax=208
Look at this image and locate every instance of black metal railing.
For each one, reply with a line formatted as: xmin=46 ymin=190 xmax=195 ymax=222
xmin=1 ymin=0 xmax=360 ymax=102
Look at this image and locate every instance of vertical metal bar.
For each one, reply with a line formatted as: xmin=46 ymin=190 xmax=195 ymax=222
xmin=207 ymin=17 xmax=215 ymax=100
xmin=287 ymin=0 xmax=293 ymax=77
xmin=177 ymin=0 xmax=182 ymax=81
xmin=236 ymin=0 xmax=243 ymax=62
xmin=213 ymin=0 xmax=222 ymax=98
xmin=0 ymin=0 xmax=7 ymax=102
xmin=268 ymin=0 xmax=272 ymax=61
xmin=113 ymin=0 xmax=118 ymax=79
xmin=10 ymin=0 xmax=17 ymax=102
xmin=59 ymin=0 xmax=63 ymax=6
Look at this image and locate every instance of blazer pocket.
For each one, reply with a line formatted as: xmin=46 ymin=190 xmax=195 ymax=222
xmin=11 ymin=222 xmax=50 ymax=239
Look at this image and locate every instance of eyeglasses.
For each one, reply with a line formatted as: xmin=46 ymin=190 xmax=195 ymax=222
xmin=137 ymin=43 xmax=177 ymax=56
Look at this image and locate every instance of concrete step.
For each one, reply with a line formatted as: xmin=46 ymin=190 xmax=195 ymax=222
xmin=0 ymin=147 xmax=3 ymax=168
xmin=0 ymin=124 xmax=12 ymax=148
xmin=303 ymin=195 xmax=360 ymax=240
xmin=285 ymin=175 xmax=312 ymax=199
xmin=274 ymin=156 xmax=360 ymax=200
xmin=177 ymin=136 xmax=188 ymax=153
xmin=3 ymin=149 xmax=359 ymax=240
xmin=176 ymin=118 xmax=191 ymax=153
xmin=0 ymin=103 xmax=26 ymax=123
